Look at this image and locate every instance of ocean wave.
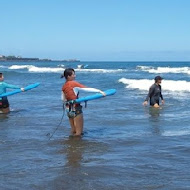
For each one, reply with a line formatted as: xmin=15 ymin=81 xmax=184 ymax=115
xmin=7 ymin=65 xmax=125 ymax=73
xmin=162 ymin=130 xmax=190 ymax=137
xmin=28 ymin=66 xmax=65 ymax=73
xmin=8 ymin=65 xmax=64 ymax=72
xmin=0 ymin=65 xmax=7 ymax=68
xmin=137 ymin=65 xmax=190 ymax=74
xmin=75 ymin=68 xmax=124 ymax=73
xmin=29 ymin=67 xmax=124 ymax=73
xmin=118 ymin=78 xmax=190 ymax=92
xmin=9 ymin=65 xmax=33 ymax=70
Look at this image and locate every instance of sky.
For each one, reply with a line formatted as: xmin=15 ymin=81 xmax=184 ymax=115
xmin=0 ymin=0 xmax=190 ymax=61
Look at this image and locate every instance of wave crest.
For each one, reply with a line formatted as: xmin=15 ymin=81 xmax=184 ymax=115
xmin=118 ymin=78 xmax=190 ymax=92
xmin=137 ymin=65 xmax=190 ymax=74
xmin=8 ymin=65 xmax=125 ymax=73
xmin=9 ymin=65 xmax=33 ymax=70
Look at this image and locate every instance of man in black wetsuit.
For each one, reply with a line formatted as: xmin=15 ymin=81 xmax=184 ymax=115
xmin=143 ymin=76 xmax=164 ymax=108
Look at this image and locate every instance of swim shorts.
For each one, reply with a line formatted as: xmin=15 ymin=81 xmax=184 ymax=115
xmin=66 ymin=104 xmax=83 ymax=118
xmin=0 ymin=97 xmax=9 ymax=109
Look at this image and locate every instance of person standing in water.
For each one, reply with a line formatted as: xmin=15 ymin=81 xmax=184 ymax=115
xmin=61 ymin=68 xmax=106 ymax=137
xmin=0 ymin=73 xmax=24 ymax=114
xmin=143 ymin=76 xmax=164 ymax=108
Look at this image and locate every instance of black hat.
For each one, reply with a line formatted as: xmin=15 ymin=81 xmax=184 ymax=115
xmin=155 ymin=76 xmax=163 ymax=81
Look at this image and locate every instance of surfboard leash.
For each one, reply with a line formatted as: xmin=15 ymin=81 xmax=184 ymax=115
xmin=48 ymin=104 xmax=65 ymax=140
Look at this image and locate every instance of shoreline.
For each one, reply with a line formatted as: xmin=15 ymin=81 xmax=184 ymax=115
xmin=0 ymin=59 xmax=80 ymax=62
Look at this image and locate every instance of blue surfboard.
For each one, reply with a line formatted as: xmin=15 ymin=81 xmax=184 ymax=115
xmin=74 ymin=89 xmax=116 ymax=103
xmin=0 ymin=83 xmax=40 ymax=98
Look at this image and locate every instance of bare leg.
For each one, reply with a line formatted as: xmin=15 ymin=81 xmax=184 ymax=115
xmin=74 ymin=113 xmax=84 ymax=136
xmin=69 ymin=118 xmax=76 ymax=134
xmin=0 ymin=107 xmax=10 ymax=114
xmin=153 ymin=103 xmax=160 ymax=108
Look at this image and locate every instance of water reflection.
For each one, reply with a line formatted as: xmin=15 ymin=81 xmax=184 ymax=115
xmin=64 ymin=137 xmax=84 ymax=168
xmin=0 ymin=113 xmax=9 ymax=120
xmin=143 ymin=107 xmax=163 ymax=136
xmin=149 ymin=107 xmax=161 ymax=118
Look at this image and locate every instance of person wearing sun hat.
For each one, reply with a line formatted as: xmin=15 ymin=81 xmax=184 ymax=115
xmin=143 ymin=76 xmax=164 ymax=108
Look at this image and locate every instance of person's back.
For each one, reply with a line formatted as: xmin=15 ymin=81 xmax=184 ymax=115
xmin=62 ymin=80 xmax=85 ymax=101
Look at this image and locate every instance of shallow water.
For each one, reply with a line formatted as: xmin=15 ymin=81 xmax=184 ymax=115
xmin=0 ymin=61 xmax=190 ymax=189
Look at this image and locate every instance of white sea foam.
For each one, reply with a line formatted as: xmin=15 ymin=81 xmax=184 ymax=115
xmin=9 ymin=65 xmax=33 ymax=70
xmin=0 ymin=65 xmax=6 ymax=68
xmin=75 ymin=68 xmax=124 ymax=73
xmin=137 ymin=65 xmax=190 ymax=74
xmin=57 ymin=64 xmax=65 ymax=68
xmin=137 ymin=65 xmax=154 ymax=71
xmin=118 ymin=78 xmax=190 ymax=92
xmin=28 ymin=66 xmax=65 ymax=73
xmin=162 ymin=130 xmax=190 ymax=137
xmin=29 ymin=67 xmax=124 ymax=73
xmin=7 ymin=64 xmax=125 ymax=73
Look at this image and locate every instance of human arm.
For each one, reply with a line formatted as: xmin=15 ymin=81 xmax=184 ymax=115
xmin=4 ymin=82 xmax=24 ymax=91
xmin=73 ymin=87 xmax=106 ymax=96
xmin=61 ymin=91 xmax=67 ymax=102
xmin=143 ymin=85 xmax=155 ymax=106
xmin=161 ymin=93 xmax=164 ymax=104
xmin=159 ymin=86 xmax=164 ymax=104
xmin=73 ymin=81 xmax=106 ymax=96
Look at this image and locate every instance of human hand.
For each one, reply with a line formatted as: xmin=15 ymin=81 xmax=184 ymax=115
xmin=21 ymin=88 xmax=25 ymax=92
xmin=100 ymin=91 xmax=106 ymax=96
xmin=143 ymin=101 xmax=148 ymax=106
xmin=162 ymin=100 xmax=165 ymax=104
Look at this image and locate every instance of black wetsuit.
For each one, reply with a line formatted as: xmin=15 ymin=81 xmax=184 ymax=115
xmin=145 ymin=83 xmax=163 ymax=106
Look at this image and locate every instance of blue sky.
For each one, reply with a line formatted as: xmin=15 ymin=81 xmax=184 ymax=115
xmin=0 ymin=0 xmax=190 ymax=61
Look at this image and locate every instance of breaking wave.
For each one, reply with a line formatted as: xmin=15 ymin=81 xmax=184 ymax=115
xmin=9 ymin=65 xmax=33 ymax=70
xmin=7 ymin=65 xmax=125 ymax=73
xmin=75 ymin=68 xmax=124 ymax=73
xmin=162 ymin=130 xmax=190 ymax=137
xmin=118 ymin=78 xmax=190 ymax=92
xmin=0 ymin=65 xmax=7 ymax=68
xmin=137 ymin=65 xmax=190 ymax=74
xmin=28 ymin=66 xmax=65 ymax=73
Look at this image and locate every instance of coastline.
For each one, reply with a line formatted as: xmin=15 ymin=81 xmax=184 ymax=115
xmin=0 ymin=55 xmax=80 ymax=62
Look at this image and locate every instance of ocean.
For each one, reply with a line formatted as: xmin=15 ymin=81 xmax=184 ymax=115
xmin=0 ymin=61 xmax=190 ymax=189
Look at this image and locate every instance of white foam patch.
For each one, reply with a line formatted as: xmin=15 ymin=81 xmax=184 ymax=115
xmin=118 ymin=78 xmax=190 ymax=92
xmin=0 ymin=65 xmax=7 ymax=68
xmin=57 ymin=64 xmax=65 ymax=68
xmin=28 ymin=66 xmax=65 ymax=73
xmin=8 ymin=65 xmax=125 ymax=73
xmin=137 ymin=65 xmax=190 ymax=74
xmin=9 ymin=65 xmax=33 ymax=70
xmin=75 ymin=68 xmax=124 ymax=73
xmin=162 ymin=130 xmax=190 ymax=137
xmin=29 ymin=67 xmax=124 ymax=73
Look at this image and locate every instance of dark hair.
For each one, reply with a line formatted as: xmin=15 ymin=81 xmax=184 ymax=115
xmin=61 ymin=68 xmax=75 ymax=79
xmin=0 ymin=73 xmax=2 ymax=78
xmin=154 ymin=76 xmax=163 ymax=82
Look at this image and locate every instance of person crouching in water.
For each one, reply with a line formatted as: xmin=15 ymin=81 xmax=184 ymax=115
xmin=143 ymin=76 xmax=165 ymax=108
xmin=0 ymin=73 xmax=24 ymax=114
xmin=61 ymin=68 xmax=106 ymax=137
